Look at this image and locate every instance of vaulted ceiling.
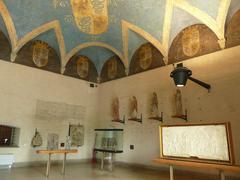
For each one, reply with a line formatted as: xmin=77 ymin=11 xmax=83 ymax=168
xmin=0 ymin=0 xmax=239 ymax=83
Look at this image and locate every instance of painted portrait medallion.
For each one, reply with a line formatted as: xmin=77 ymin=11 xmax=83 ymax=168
xmin=139 ymin=44 xmax=152 ymax=70
xmin=32 ymin=41 xmax=49 ymax=67
xmin=70 ymin=0 xmax=108 ymax=34
xmin=107 ymin=58 xmax=117 ymax=79
xmin=181 ymin=26 xmax=200 ymax=57
xmin=77 ymin=56 xmax=89 ymax=78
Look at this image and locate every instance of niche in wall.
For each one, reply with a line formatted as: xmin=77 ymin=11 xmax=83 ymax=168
xmin=0 ymin=125 xmax=20 ymax=147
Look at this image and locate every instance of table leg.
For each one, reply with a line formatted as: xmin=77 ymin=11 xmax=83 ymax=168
xmin=101 ymin=152 xmax=104 ymax=170
xmin=109 ymin=153 xmax=113 ymax=171
xmin=46 ymin=154 xmax=51 ymax=177
xmin=62 ymin=153 xmax=67 ymax=175
xmin=170 ymin=165 xmax=174 ymax=180
xmin=220 ymin=170 xmax=225 ymax=180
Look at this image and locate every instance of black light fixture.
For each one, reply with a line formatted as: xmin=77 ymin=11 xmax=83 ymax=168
xmin=170 ymin=63 xmax=211 ymax=91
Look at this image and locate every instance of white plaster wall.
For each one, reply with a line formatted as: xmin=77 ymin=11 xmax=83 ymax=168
xmin=0 ymin=45 xmax=240 ymax=169
xmin=98 ymin=46 xmax=240 ymax=166
xmin=0 ymin=61 xmax=99 ymax=163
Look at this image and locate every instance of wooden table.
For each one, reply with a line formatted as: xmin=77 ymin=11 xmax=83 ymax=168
xmin=154 ymin=158 xmax=240 ymax=180
xmin=36 ymin=149 xmax=78 ymax=177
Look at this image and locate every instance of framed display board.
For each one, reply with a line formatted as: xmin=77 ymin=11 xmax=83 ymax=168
xmin=159 ymin=123 xmax=234 ymax=165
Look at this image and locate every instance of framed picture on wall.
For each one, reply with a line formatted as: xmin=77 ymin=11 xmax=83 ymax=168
xmin=69 ymin=124 xmax=84 ymax=147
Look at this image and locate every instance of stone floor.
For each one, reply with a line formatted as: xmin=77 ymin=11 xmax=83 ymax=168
xmin=0 ymin=163 xmax=239 ymax=180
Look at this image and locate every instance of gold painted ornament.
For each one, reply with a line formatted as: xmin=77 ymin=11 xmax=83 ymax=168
xmin=182 ymin=26 xmax=200 ymax=57
xmin=139 ymin=44 xmax=152 ymax=70
xmin=77 ymin=56 xmax=89 ymax=78
xmin=70 ymin=0 xmax=108 ymax=34
xmin=107 ymin=58 xmax=117 ymax=79
xmin=32 ymin=41 xmax=49 ymax=67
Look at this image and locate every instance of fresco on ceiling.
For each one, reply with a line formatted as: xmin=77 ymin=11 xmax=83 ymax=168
xmin=70 ymin=0 xmax=108 ymax=34
xmin=128 ymin=30 xmax=148 ymax=61
xmin=32 ymin=41 xmax=49 ymax=68
xmin=186 ymin=0 xmax=221 ymax=19
xmin=77 ymin=56 xmax=89 ymax=78
xmin=1 ymin=0 xmax=238 ymax=83
xmin=33 ymin=29 xmax=61 ymax=57
xmin=77 ymin=46 xmax=116 ymax=74
xmin=100 ymin=55 xmax=126 ymax=83
xmin=168 ymin=24 xmax=220 ymax=64
xmin=226 ymin=10 xmax=240 ymax=48
xmin=0 ymin=30 xmax=11 ymax=61
xmin=3 ymin=0 xmax=165 ymax=53
xmin=129 ymin=43 xmax=165 ymax=75
xmin=64 ymin=55 xmax=98 ymax=83
xmin=15 ymin=40 xmax=61 ymax=73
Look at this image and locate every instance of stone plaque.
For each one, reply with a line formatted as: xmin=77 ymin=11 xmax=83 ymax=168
xmin=160 ymin=124 xmax=232 ymax=164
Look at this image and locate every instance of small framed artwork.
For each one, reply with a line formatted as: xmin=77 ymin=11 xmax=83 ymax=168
xmin=69 ymin=124 xmax=84 ymax=147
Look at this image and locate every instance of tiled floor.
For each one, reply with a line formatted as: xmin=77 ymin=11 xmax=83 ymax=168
xmin=0 ymin=163 xmax=239 ymax=180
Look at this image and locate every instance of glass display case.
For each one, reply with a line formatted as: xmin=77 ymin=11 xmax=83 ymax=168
xmin=94 ymin=129 xmax=123 ymax=153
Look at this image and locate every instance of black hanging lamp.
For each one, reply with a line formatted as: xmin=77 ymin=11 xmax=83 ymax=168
xmin=170 ymin=63 xmax=211 ymax=91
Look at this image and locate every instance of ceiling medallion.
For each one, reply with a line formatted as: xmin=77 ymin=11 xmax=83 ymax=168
xmin=70 ymin=0 xmax=109 ymax=34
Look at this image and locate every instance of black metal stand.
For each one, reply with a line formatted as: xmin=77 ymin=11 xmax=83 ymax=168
xmin=149 ymin=112 xmax=163 ymax=122
xmin=128 ymin=114 xmax=143 ymax=124
xmin=172 ymin=110 xmax=187 ymax=121
xmin=111 ymin=115 xmax=125 ymax=124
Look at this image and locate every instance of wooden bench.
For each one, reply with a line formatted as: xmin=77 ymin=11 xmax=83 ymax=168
xmin=154 ymin=158 xmax=240 ymax=180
